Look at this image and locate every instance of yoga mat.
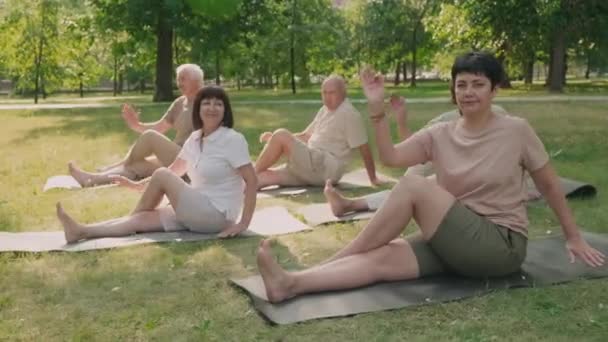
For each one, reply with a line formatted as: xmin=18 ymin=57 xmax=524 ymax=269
xmin=232 ymin=231 xmax=608 ymax=324
xmin=297 ymin=203 xmax=374 ymax=226
xmin=257 ymin=169 xmax=397 ymax=198
xmin=43 ymin=175 xmax=116 ymax=192
xmin=526 ymin=176 xmax=597 ymax=201
xmin=0 ymin=206 xmax=310 ymax=253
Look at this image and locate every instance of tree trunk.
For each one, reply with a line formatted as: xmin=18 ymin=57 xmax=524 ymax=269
xmin=524 ymin=59 xmax=534 ymax=85
xmin=402 ymin=62 xmax=407 ymax=82
xmin=34 ymin=36 xmax=43 ymax=104
xmin=548 ymin=28 xmax=566 ymax=92
xmin=585 ymin=52 xmax=591 ymax=79
xmin=153 ymin=15 xmax=174 ymax=102
xmin=139 ymin=79 xmax=145 ymax=94
xmin=215 ymin=50 xmax=221 ymax=85
xmin=410 ymin=27 xmax=417 ymax=87
xmin=79 ymin=77 xmax=84 ymax=97
xmin=173 ymin=31 xmax=179 ymax=66
xmin=496 ymin=51 xmax=512 ymax=88
xmin=290 ymin=0 xmax=297 ymax=94
xmin=113 ymin=55 xmax=118 ymax=96
xmin=394 ymin=61 xmax=401 ymax=86
xmin=118 ymin=72 xmax=124 ymax=94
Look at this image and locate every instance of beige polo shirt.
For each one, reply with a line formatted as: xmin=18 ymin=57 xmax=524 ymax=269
xmin=162 ymin=96 xmax=194 ymax=146
xmin=306 ymin=99 xmax=368 ymax=166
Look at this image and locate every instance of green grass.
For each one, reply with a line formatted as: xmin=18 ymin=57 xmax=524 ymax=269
xmin=1 ymin=77 xmax=608 ymax=105
xmin=0 ymin=98 xmax=607 ymax=340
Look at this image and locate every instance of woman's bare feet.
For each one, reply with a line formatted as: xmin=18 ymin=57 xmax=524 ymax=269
xmin=324 ymin=180 xmax=352 ymax=217
xmin=256 ymin=239 xmax=296 ymax=303
xmin=56 ymin=203 xmax=86 ymax=243
xmin=68 ymin=162 xmax=94 ymax=187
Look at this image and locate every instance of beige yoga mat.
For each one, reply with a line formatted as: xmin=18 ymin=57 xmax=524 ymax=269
xmin=43 ymin=175 xmax=117 ymax=192
xmin=0 ymin=207 xmax=310 ymax=253
xmin=257 ymin=169 xmax=396 ymax=198
xmin=232 ymin=231 xmax=608 ymax=325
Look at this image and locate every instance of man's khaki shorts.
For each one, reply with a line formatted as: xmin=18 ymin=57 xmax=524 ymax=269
xmin=408 ymin=201 xmax=527 ymax=278
xmin=278 ymin=138 xmax=344 ymax=186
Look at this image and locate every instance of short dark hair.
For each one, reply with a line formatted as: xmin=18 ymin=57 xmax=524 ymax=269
xmin=450 ymin=51 xmax=504 ymax=104
xmin=192 ymin=86 xmax=234 ymax=131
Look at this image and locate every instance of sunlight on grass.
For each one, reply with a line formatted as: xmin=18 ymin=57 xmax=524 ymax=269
xmin=1 ymin=98 xmax=607 ymax=340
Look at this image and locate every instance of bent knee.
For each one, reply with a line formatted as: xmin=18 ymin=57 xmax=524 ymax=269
xmin=271 ymin=128 xmax=293 ymax=141
xmin=151 ymin=167 xmax=171 ymax=179
xmin=395 ymin=174 xmax=431 ymax=193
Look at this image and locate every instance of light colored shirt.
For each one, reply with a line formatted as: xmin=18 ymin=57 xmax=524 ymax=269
xmin=163 ymin=96 xmax=194 ymax=146
xmin=408 ymin=114 xmax=549 ymax=236
xmin=177 ymin=127 xmax=251 ymax=221
xmin=306 ymin=99 xmax=368 ymax=167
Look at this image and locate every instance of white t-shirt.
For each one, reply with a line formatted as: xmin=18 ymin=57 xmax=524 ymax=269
xmin=177 ymin=127 xmax=251 ymax=221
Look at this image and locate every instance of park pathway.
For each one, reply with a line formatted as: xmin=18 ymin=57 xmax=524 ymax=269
xmin=1 ymin=95 xmax=608 ymax=110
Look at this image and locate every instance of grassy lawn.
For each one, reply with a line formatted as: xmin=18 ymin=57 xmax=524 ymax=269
xmin=1 ymin=77 xmax=608 ymax=105
xmin=0 ymin=98 xmax=607 ymax=340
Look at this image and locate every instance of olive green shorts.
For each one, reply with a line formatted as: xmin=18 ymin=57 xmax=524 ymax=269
xmin=408 ymin=201 xmax=527 ymax=278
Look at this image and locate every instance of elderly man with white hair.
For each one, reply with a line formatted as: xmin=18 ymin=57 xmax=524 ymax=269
xmin=255 ymin=75 xmax=381 ymax=189
xmin=69 ymin=64 xmax=204 ymax=187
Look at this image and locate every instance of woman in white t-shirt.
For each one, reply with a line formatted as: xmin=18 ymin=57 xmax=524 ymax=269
xmin=255 ymin=52 xmax=604 ymax=303
xmin=57 ymin=86 xmax=257 ymax=242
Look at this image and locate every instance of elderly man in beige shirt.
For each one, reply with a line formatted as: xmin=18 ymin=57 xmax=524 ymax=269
xmin=68 ymin=64 xmax=204 ymax=187
xmin=255 ymin=75 xmax=381 ymax=189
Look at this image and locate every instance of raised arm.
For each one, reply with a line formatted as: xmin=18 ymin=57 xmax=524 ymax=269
xmin=122 ymin=103 xmax=173 ymax=134
xmin=357 ymin=143 xmax=380 ymax=185
xmin=389 ymin=95 xmax=411 ymax=142
xmin=219 ymin=164 xmax=258 ymax=238
xmin=360 ymin=67 xmax=426 ymax=168
xmin=529 ymin=163 xmax=605 ymax=267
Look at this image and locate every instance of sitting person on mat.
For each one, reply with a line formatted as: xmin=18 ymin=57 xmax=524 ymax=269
xmin=256 ymin=51 xmax=605 ymax=303
xmin=255 ymin=75 xmax=381 ymax=189
xmin=68 ymin=64 xmax=204 ymax=187
xmin=324 ymin=101 xmax=508 ymax=217
xmin=57 ymin=86 xmax=257 ymax=242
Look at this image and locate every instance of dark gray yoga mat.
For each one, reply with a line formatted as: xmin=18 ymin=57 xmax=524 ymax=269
xmin=232 ymin=232 xmax=608 ymax=324
xmin=526 ymin=176 xmax=597 ymax=201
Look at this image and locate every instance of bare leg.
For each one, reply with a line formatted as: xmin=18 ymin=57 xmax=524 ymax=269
xmin=57 ymin=203 xmax=164 ymax=243
xmin=323 ymin=180 xmax=369 ymax=216
xmin=71 ymin=130 xmax=179 ymax=187
xmin=131 ymin=168 xmax=186 ymax=214
xmin=257 ymin=238 xmax=419 ymax=303
xmin=254 ymin=129 xmax=295 ymax=173
xmin=327 ymin=174 xmax=455 ymax=262
xmin=257 ymin=169 xmax=292 ymax=190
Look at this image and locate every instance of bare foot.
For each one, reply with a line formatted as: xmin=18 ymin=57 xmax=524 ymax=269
xmin=256 ymin=239 xmax=295 ymax=303
xmin=324 ymin=180 xmax=351 ymax=217
xmin=56 ymin=203 xmax=86 ymax=243
xmin=68 ymin=162 xmax=93 ymax=187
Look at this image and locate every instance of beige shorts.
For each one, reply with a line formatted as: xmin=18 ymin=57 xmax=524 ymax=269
xmin=159 ymin=187 xmax=228 ymax=234
xmin=409 ymin=201 xmax=527 ymax=278
xmin=278 ymin=138 xmax=343 ymax=186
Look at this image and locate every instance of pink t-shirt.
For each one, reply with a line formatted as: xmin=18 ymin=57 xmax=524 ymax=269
xmin=408 ymin=114 xmax=549 ymax=236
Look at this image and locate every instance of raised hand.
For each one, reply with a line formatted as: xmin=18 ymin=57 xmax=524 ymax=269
xmin=109 ymin=175 xmax=145 ymax=192
xmin=359 ymin=66 xmax=386 ymax=117
xmin=389 ymin=94 xmax=407 ymax=124
xmin=259 ymin=131 xmax=273 ymax=144
xmin=121 ymin=104 xmax=141 ymax=132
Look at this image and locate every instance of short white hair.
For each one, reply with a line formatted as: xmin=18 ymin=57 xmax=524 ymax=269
xmin=176 ymin=64 xmax=204 ymax=86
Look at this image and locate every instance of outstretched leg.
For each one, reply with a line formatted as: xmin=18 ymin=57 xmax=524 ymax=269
xmin=254 ymin=129 xmax=295 ymax=173
xmin=57 ymin=203 xmax=164 ymax=243
xmin=69 ymin=130 xmax=179 ymax=187
xmin=257 ymin=238 xmax=418 ymax=303
xmin=257 ymin=174 xmax=457 ymax=302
